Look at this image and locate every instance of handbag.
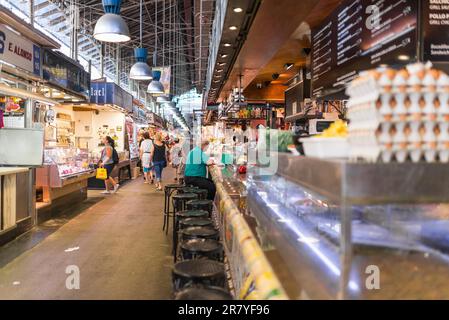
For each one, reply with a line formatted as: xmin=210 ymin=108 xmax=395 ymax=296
xmin=96 ymin=168 xmax=108 ymax=180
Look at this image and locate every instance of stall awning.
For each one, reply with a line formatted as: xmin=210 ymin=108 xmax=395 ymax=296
xmin=0 ymin=83 xmax=59 ymax=105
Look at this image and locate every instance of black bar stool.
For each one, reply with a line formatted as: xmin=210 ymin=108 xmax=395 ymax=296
xmin=172 ymin=259 xmax=226 ymax=292
xmin=172 ymin=193 xmax=199 ymax=258
xmin=186 ymin=199 xmax=214 ymax=216
xmin=175 ymin=286 xmax=233 ymax=300
xmin=180 ymin=187 xmax=208 ymax=200
xmin=179 ymin=187 xmax=199 ymax=194
xmin=179 ymin=217 xmax=213 ymax=230
xmin=163 ymin=184 xmax=185 ymax=234
xmin=180 ymin=239 xmax=223 ymax=261
xmin=176 ymin=210 xmax=209 ymax=220
xmin=181 ymin=226 xmax=219 ymax=242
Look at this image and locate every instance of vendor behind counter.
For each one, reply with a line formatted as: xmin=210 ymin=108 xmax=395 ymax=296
xmin=184 ymin=140 xmax=216 ymax=200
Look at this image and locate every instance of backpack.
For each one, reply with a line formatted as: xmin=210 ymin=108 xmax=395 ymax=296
xmin=112 ymin=148 xmax=119 ymax=164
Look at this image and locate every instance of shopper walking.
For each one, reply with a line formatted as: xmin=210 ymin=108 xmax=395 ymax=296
xmin=139 ymin=131 xmax=154 ymax=184
xmin=184 ymin=140 xmax=216 ymax=200
xmin=170 ymin=138 xmax=183 ymax=182
xmin=150 ymin=132 xmax=168 ymax=191
xmin=98 ymin=136 xmax=119 ymax=194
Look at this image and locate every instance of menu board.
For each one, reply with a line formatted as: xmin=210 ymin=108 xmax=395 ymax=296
xmin=312 ymin=0 xmax=418 ymax=98
xmin=422 ymin=0 xmax=449 ymax=62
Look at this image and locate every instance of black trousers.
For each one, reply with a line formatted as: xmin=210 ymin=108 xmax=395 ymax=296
xmin=185 ymin=176 xmax=216 ymax=200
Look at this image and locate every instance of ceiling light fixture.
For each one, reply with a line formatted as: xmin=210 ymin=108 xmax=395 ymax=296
xmin=284 ymin=63 xmax=294 ymax=70
xmin=129 ymin=0 xmax=152 ymax=80
xmin=93 ymin=0 xmax=130 ymax=43
xmin=221 ymin=54 xmax=228 ymax=58
xmin=224 ymin=43 xmax=232 ymax=47
xmin=233 ymin=8 xmax=243 ymax=13
xmin=229 ymin=26 xmax=238 ymax=31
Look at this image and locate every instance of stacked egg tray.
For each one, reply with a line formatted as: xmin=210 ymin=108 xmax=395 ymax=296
xmin=346 ymin=64 xmax=449 ymax=163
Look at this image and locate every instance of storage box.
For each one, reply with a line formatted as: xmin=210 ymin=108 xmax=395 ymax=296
xmin=301 ymin=137 xmax=349 ymax=159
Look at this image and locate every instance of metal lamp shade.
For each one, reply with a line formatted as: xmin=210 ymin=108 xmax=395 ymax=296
xmin=129 ymin=62 xmax=153 ymax=80
xmin=156 ymin=96 xmax=170 ymax=103
xmin=93 ymin=13 xmax=130 ymax=43
xmin=147 ymin=80 xmax=165 ymax=95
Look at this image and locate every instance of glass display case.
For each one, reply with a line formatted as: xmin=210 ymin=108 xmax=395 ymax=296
xmin=39 ymin=147 xmax=94 ymax=188
xmin=246 ymin=153 xmax=449 ymax=299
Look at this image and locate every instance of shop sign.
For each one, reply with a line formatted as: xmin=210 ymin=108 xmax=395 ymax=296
xmin=91 ymin=82 xmax=132 ymax=110
xmin=0 ymin=24 xmax=41 ymax=75
xmin=147 ymin=111 xmax=165 ymax=128
xmin=422 ymin=0 xmax=449 ymax=62
xmin=42 ymin=49 xmax=90 ymax=98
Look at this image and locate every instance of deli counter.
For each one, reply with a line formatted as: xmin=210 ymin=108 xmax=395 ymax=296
xmin=36 ymin=147 xmax=95 ymax=221
xmin=213 ymin=153 xmax=449 ymax=299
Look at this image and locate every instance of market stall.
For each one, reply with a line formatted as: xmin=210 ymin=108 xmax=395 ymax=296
xmin=0 ymin=19 xmax=59 ymax=241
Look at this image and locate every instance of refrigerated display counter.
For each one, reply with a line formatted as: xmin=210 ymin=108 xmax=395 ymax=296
xmin=245 ymin=153 xmax=449 ymax=299
xmin=36 ymin=147 xmax=95 ymax=221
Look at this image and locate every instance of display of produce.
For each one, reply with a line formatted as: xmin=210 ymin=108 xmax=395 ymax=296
xmin=347 ymin=62 xmax=449 ymax=163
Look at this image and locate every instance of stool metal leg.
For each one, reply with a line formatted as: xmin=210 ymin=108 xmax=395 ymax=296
xmin=163 ymin=189 xmax=168 ymax=231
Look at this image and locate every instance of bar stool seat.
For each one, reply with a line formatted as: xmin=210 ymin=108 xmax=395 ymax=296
xmin=181 ymin=239 xmax=223 ymax=261
xmin=172 ymin=259 xmax=226 ymax=291
xmin=179 ymin=217 xmax=213 ymax=229
xmin=179 ymin=187 xmax=199 ymax=194
xmin=186 ymin=199 xmax=214 ymax=215
xmin=176 ymin=210 xmax=209 ymax=220
xmin=180 ymin=187 xmax=208 ymax=200
xmin=175 ymin=286 xmax=233 ymax=300
xmin=163 ymin=183 xmax=185 ymax=233
xmin=181 ymin=226 xmax=219 ymax=241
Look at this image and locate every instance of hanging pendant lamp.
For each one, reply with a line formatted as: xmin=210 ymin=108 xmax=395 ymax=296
xmin=130 ymin=49 xmax=153 ymax=80
xmin=129 ymin=0 xmax=152 ymax=80
xmin=156 ymin=95 xmax=170 ymax=103
xmin=147 ymin=70 xmax=165 ymax=95
xmin=94 ymin=0 xmax=130 ymax=43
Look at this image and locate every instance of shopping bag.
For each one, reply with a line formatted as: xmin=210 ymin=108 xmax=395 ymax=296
xmin=96 ymin=168 xmax=108 ymax=180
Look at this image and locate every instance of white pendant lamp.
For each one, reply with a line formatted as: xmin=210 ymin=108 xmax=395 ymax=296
xmin=147 ymin=70 xmax=165 ymax=95
xmin=156 ymin=95 xmax=170 ymax=103
xmin=147 ymin=0 xmax=165 ymax=95
xmin=129 ymin=0 xmax=152 ymax=80
xmin=130 ymin=48 xmax=153 ymax=80
xmin=94 ymin=0 xmax=130 ymax=43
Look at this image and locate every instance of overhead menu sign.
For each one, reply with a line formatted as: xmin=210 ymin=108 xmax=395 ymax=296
xmin=312 ymin=0 xmax=418 ymax=98
xmin=422 ymin=0 xmax=449 ymax=62
xmin=0 ymin=24 xmax=40 ymax=76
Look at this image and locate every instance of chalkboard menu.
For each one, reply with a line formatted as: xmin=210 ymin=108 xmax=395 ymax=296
xmin=422 ymin=0 xmax=449 ymax=62
xmin=312 ymin=0 xmax=418 ymax=98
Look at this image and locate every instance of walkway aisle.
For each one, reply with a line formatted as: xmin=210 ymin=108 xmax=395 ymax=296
xmin=0 ymin=174 xmax=174 ymax=300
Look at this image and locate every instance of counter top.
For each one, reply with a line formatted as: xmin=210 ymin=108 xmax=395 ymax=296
xmin=0 ymin=167 xmax=30 ymax=176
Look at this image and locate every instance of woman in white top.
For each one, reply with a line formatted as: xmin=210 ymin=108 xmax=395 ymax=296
xmin=139 ymin=131 xmax=154 ymax=184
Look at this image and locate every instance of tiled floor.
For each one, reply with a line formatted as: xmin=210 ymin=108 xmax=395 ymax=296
xmin=0 ymin=173 xmax=174 ymax=299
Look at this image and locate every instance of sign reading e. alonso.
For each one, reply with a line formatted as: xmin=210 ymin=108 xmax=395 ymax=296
xmin=0 ymin=24 xmax=41 ymax=75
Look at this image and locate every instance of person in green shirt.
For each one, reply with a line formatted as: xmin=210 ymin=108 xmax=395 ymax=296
xmin=184 ymin=140 xmax=216 ymax=200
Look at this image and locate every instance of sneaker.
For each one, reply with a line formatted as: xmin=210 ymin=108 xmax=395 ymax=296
xmin=101 ymin=190 xmax=110 ymax=194
xmin=112 ymin=184 xmax=120 ymax=193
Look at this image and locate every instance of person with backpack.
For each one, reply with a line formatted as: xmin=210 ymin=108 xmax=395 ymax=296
xmin=98 ymin=136 xmax=120 ymax=194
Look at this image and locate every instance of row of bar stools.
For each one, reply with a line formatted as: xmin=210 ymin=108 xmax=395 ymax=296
xmin=181 ymin=239 xmax=224 ymax=261
xmin=172 ymin=259 xmax=226 ymax=292
xmin=163 ymin=184 xmax=185 ymax=234
xmin=172 ymin=193 xmax=199 ymax=257
xmin=175 ymin=286 xmax=232 ymax=300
